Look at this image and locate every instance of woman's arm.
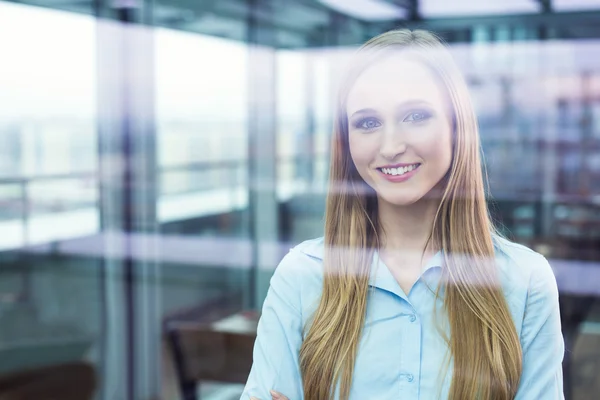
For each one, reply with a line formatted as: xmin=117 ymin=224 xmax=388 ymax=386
xmin=515 ymin=254 xmax=565 ymax=399
xmin=240 ymin=249 xmax=305 ymax=400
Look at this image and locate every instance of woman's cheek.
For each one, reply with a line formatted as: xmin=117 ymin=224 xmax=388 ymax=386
xmin=350 ymin=135 xmax=377 ymax=163
xmin=414 ymin=123 xmax=448 ymax=151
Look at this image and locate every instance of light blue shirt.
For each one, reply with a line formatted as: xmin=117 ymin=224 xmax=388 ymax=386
xmin=241 ymin=236 xmax=565 ymax=399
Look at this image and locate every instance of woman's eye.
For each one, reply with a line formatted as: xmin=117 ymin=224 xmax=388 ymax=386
xmin=403 ymin=110 xmax=432 ymax=122
xmin=356 ymin=118 xmax=381 ymax=131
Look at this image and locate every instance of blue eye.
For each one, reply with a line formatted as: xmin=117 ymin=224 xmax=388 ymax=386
xmin=355 ymin=117 xmax=381 ymax=131
xmin=403 ymin=110 xmax=432 ymax=122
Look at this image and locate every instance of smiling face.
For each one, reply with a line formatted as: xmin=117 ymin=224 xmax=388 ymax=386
xmin=346 ymin=54 xmax=454 ymax=207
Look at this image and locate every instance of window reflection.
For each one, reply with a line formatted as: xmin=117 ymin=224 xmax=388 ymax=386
xmin=0 ymin=1 xmax=599 ymax=399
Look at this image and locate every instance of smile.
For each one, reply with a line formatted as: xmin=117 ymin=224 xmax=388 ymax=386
xmin=378 ymin=163 xmax=421 ymax=176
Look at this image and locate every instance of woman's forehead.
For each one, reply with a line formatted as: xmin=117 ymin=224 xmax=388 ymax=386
xmin=346 ymin=56 xmax=446 ymax=114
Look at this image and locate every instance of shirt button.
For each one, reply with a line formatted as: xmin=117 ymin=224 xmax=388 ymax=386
xmin=409 ymin=314 xmax=416 ymax=322
xmin=406 ymin=373 xmax=414 ymax=382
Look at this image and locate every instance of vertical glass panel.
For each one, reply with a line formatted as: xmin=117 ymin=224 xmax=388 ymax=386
xmin=276 ymin=50 xmax=309 ymax=200
xmin=156 ymin=27 xmax=249 ymax=235
xmin=0 ymin=3 xmax=100 ymax=398
xmin=155 ymin=28 xmax=250 ymax=399
xmin=312 ymin=49 xmax=333 ymax=190
xmin=0 ymin=184 xmax=26 ymax=250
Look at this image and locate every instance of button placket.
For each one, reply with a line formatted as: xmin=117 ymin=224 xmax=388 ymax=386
xmin=399 ymin=306 xmax=420 ymax=397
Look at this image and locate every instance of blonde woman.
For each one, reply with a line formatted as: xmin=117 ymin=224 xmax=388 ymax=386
xmin=241 ymin=29 xmax=564 ymax=400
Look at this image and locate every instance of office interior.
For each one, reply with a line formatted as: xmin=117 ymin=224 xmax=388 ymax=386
xmin=0 ymin=0 xmax=599 ymax=399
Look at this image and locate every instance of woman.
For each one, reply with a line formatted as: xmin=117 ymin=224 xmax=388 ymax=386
xmin=242 ymin=29 xmax=564 ymax=400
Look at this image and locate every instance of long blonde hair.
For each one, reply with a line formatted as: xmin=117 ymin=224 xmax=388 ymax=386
xmin=299 ymin=29 xmax=522 ymax=400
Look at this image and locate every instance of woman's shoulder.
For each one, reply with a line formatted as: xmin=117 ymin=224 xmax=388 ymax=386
xmin=492 ymin=235 xmax=558 ymax=297
xmin=270 ymin=237 xmax=326 ymax=317
xmin=273 ymin=236 xmax=325 ymax=286
xmin=291 ymin=236 xmax=325 ymax=259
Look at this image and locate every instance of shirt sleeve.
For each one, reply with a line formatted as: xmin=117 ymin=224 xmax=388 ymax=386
xmin=515 ymin=254 xmax=565 ymax=399
xmin=240 ymin=249 xmax=305 ymax=400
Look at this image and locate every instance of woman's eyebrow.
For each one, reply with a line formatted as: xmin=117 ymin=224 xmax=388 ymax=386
xmin=349 ymin=108 xmax=378 ymax=119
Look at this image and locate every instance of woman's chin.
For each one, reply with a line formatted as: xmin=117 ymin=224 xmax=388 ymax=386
xmin=378 ymin=192 xmax=425 ymax=207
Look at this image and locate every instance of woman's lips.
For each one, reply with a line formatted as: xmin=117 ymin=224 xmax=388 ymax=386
xmin=376 ymin=163 xmax=421 ymax=183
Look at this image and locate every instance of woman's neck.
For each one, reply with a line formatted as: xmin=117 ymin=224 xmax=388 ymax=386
xmin=377 ymin=196 xmax=439 ymax=256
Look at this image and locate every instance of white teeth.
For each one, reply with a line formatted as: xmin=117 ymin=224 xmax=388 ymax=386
xmin=381 ymin=164 xmax=419 ymax=176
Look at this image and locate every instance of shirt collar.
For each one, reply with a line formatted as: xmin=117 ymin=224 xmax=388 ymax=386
xmin=299 ymin=237 xmax=444 ymax=297
xmin=298 ymin=234 xmax=512 ymax=300
xmin=369 ymin=250 xmax=444 ymax=298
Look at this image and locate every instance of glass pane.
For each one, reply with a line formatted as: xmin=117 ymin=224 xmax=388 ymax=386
xmin=0 ymin=184 xmax=26 ymax=251
xmin=155 ymin=28 xmax=251 ymax=399
xmin=28 ymin=177 xmax=97 ymax=215
xmin=0 ymin=4 xmax=101 ymax=398
xmin=0 ymin=184 xmax=24 ymax=221
xmin=7 ymin=1 xmax=600 ymax=399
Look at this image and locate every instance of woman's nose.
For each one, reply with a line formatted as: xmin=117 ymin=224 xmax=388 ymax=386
xmin=380 ymin=127 xmax=407 ymax=160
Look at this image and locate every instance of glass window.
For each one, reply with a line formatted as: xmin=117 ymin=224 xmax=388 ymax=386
xmin=0 ymin=1 xmax=101 ymax=390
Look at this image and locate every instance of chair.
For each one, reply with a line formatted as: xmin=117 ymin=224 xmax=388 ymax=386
xmin=165 ymin=307 xmax=258 ymax=400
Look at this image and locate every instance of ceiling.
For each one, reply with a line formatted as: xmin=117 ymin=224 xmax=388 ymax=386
xmin=6 ymin=0 xmax=600 ymax=48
